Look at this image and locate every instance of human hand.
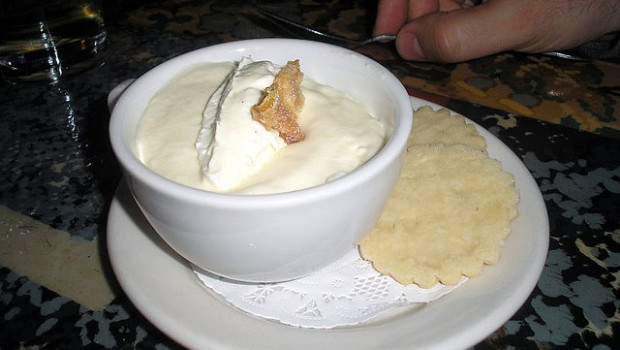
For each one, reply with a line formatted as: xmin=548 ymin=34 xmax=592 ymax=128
xmin=374 ymin=0 xmax=620 ymax=62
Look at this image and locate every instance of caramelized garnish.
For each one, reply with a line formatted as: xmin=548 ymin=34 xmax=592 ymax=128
xmin=251 ymin=60 xmax=305 ymax=144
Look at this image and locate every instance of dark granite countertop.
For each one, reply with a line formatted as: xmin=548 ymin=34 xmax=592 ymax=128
xmin=1 ymin=0 xmax=618 ymax=349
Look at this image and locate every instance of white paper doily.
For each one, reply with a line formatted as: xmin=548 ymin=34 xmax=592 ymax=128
xmin=193 ymin=248 xmax=466 ymax=329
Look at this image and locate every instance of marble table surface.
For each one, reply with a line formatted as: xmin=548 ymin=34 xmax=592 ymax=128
xmin=1 ymin=0 xmax=618 ymax=349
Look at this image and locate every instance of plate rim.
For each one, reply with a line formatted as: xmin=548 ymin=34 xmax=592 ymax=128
xmin=107 ymin=97 xmax=549 ymax=350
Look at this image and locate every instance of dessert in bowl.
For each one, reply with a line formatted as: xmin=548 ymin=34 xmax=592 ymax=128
xmin=108 ymin=39 xmax=413 ymax=282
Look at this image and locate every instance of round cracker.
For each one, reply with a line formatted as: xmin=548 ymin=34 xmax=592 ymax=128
xmin=359 ymin=144 xmax=519 ymax=288
xmin=410 ymin=106 xmax=487 ymax=151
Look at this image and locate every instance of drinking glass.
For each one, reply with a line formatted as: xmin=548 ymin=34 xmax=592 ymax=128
xmin=0 ymin=0 xmax=107 ymax=83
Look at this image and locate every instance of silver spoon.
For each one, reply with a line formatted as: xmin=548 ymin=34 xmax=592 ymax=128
xmin=257 ymin=8 xmax=395 ymax=47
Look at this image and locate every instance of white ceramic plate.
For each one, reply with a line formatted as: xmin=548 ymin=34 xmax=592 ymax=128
xmin=107 ymin=97 xmax=549 ymax=350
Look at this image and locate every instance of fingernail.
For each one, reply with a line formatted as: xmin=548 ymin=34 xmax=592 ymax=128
xmin=399 ymin=32 xmax=425 ymax=60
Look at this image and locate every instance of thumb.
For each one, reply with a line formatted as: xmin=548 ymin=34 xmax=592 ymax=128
xmin=396 ymin=1 xmax=526 ymax=62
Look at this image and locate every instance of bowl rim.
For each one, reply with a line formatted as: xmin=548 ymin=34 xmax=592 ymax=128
xmin=109 ymin=38 xmax=413 ymax=208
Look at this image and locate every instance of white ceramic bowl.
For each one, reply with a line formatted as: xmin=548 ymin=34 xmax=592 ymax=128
xmin=109 ymin=39 xmax=412 ymax=282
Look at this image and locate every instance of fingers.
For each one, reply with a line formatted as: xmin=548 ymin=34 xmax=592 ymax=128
xmin=392 ymin=0 xmax=620 ymax=62
xmin=408 ymin=0 xmax=440 ymax=19
xmin=396 ymin=1 xmax=526 ymax=62
xmin=374 ymin=0 xmax=448 ymax=35
xmin=374 ymin=0 xmax=409 ymax=35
